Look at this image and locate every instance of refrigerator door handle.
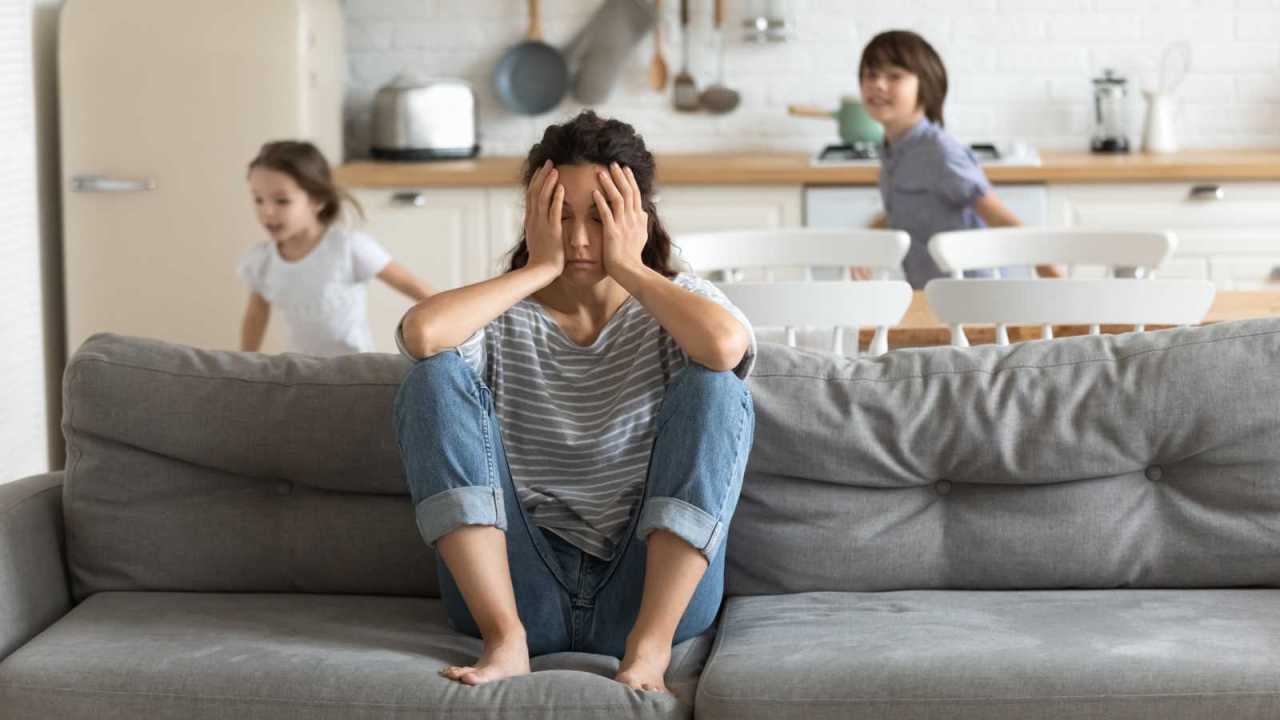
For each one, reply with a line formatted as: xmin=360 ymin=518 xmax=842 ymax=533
xmin=71 ymin=174 xmax=157 ymax=193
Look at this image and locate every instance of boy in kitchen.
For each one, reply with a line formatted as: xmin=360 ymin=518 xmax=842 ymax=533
xmin=859 ymin=30 xmax=1059 ymax=287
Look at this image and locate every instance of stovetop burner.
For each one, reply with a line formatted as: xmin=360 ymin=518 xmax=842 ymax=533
xmin=816 ymin=143 xmax=879 ymax=162
xmin=812 ymin=141 xmax=1040 ymax=166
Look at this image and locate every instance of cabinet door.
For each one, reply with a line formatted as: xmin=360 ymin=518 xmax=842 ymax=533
xmin=351 ymin=188 xmax=488 ymax=353
xmin=487 ymin=186 xmax=524 ymax=278
xmin=655 ymin=186 xmax=803 ymax=236
xmin=1048 ymin=182 xmax=1280 ymax=288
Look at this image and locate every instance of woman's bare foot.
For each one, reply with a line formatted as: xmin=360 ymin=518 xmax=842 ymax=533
xmin=440 ymin=631 xmax=531 ymax=686
xmin=615 ymin=638 xmax=671 ymax=693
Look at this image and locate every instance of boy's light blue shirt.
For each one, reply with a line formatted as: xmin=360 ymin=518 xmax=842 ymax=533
xmin=878 ymin=116 xmax=993 ymax=289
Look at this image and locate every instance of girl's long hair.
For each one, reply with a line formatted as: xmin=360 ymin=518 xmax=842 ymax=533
xmin=247 ymin=140 xmax=362 ymax=224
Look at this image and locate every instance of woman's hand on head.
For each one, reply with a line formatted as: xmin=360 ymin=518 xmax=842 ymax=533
xmin=524 ymin=160 xmax=565 ymax=276
xmin=593 ymin=163 xmax=648 ymax=278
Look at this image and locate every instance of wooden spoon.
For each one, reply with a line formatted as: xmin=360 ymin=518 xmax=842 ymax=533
xmin=649 ymin=0 xmax=668 ymax=91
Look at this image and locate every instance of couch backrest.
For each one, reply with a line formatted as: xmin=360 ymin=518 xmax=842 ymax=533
xmin=64 ymin=320 xmax=1280 ymax=602
xmin=726 ymin=317 xmax=1280 ymax=595
xmin=62 ymin=334 xmax=435 ymax=601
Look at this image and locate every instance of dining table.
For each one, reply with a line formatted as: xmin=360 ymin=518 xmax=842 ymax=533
xmin=855 ymin=290 xmax=1280 ymax=349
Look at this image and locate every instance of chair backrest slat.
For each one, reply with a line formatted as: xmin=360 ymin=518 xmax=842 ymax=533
xmin=675 ymin=229 xmax=914 ymax=357
xmin=925 ymin=279 xmax=1215 ymax=346
xmin=928 ymin=228 xmax=1176 ymax=276
xmin=720 ymin=282 xmax=914 ymax=329
xmin=677 ymin=229 xmax=910 ymax=273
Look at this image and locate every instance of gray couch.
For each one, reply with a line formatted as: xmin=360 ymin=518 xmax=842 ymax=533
xmin=3 ymin=318 xmax=1280 ymax=719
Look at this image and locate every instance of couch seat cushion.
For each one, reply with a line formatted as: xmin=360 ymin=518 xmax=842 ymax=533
xmin=698 ymin=590 xmax=1280 ymax=720
xmin=0 ymin=592 xmax=707 ymax=720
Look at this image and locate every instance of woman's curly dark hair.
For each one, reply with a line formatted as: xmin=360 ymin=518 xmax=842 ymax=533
xmin=506 ymin=111 xmax=677 ymax=278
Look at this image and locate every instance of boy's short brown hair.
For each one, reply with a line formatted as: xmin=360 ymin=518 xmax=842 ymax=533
xmin=859 ymin=30 xmax=949 ymax=127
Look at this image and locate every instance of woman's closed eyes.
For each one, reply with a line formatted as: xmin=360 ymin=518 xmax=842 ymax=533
xmin=560 ymin=210 xmax=602 ymax=224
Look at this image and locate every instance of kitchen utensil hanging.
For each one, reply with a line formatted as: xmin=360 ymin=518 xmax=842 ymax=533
xmin=649 ymin=0 xmax=668 ymax=91
xmin=493 ymin=0 xmax=568 ymax=115
xmin=699 ymin=0 xmax=739 ymax=113
xmin=564 ymin=0 xmax=655 ymax=105
xmin=672 ymin=0 xmax=699 ymax=111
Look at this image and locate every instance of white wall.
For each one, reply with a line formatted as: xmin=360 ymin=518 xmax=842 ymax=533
xmin=343 ymin=0 xmax=1280 ymax=157
xmin=1 ymin=0 xmax=50 ymax=481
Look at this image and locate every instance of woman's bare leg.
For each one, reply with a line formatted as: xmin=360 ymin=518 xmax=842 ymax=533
xmin=615 ymin=530 xmax=709 ymax=692
xmin=436 ymin=526 xmax=531 ymax=686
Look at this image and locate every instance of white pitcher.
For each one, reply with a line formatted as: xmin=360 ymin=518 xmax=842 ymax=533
xmin=1141 ymin=90 xmax=1178 ymax=154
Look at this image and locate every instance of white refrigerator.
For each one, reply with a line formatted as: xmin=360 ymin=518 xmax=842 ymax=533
xmin=59 ymin=0 xmax=345 ymax=353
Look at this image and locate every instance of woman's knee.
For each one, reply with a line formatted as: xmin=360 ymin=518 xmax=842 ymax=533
xmin=663 ymin=364 xmax=752 ymax=422
xmin=393 ymin=352 xmax=477 ymax=424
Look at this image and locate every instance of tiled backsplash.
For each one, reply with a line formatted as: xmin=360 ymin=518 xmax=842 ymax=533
xmin=343 ymin=0 xmax=1280 ymax=158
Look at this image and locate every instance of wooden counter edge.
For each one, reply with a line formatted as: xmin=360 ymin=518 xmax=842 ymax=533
xmin=337 ymin=150 xmax=1280 ymax=188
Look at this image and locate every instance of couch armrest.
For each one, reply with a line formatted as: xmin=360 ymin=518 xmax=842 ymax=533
xmin=0 ymin=472 xmax=70 ymax=661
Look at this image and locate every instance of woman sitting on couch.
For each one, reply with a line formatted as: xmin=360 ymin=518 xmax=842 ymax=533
xmin=392 ymin=111 xmax=756 ymax=693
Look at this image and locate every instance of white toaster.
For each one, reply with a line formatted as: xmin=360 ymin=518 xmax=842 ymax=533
xmin=371 ymin=74 xmax=479 ymax=161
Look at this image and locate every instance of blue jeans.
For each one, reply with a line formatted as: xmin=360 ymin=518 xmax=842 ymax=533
xmin=393 ymin=352 xmax=755 ymax=659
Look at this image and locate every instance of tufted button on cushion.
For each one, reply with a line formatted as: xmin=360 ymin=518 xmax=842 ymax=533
xmin=1145 ymin=466 xmax=1164 ymax=482
xmin=935 ymin=479 xmax=952 ymax=496
xmin=275 ymin=481 xmax=293 ymax=496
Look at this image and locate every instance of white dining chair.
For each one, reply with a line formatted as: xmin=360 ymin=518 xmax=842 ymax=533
xmin=676 ymin=228 xmax=910 ymax=281
xmin=928 ymin=228 xmax=1177 ymax=279
xmin=924 ymin=278 xmax=1216 ymax=347
xmin=675 ymin=229 xmax=913 ymax=356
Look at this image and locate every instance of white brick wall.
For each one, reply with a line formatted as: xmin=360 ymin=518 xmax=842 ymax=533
xmin=2 ymin=0 xmax=50 ymax=481
xmin=344 ymin=0 xmax=1280 ymax=156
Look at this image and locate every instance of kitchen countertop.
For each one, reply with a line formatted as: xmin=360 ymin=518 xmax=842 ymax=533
xmin=336 ymin=149 xmax=1280 ymax=188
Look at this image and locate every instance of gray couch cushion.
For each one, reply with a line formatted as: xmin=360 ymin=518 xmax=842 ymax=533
xmin=697 ymin=590 xmax=1280 ymax=720
xmin=0 ymin=592 xmax=708 ymax=719
xmin=728 ymin=318 xmax=1280 ymax=595
xmin=62 ymin=334 xmax=435 ymax=599
xmin=0 ymin=473 xmax=69 ymax=660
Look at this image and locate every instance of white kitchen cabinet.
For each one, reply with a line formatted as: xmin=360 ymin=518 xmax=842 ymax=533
xmin=656 ymin=186 xmax=803 ymax=236
xmin=351 ymin=188 xmax=489 ymax=353
xmin=1047 ymin=182 xmax=1280 ymax=289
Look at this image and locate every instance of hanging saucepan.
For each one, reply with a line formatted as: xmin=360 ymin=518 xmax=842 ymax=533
xmin=493 ymin=0 xmax=568 ymax=115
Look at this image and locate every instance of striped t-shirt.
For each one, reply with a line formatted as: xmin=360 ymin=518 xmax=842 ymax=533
xmin=400 ymin=273 xmax=755 ymax=559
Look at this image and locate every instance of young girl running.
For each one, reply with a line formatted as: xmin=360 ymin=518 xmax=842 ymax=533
xmin=393 ymin=111 xmax=756 ymax=693
xmin=238 ymin=140 xmax=434 ymax=355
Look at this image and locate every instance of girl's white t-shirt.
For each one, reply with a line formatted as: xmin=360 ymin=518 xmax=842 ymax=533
xmin=237 ymin=226 xmax=391 ymax=356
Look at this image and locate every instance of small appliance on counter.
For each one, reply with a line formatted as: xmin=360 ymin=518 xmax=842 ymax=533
xmin=371 ymin=74 xmax=479 ymax=161
xmin=1091 ymin=68 xmax=1131 ymax=154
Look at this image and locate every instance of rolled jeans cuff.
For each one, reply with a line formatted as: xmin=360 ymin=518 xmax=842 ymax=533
xmin=414 ymin=486 xmax=506 ymax=547
xmin=636 ymin=497 xmax=726 ymax=561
